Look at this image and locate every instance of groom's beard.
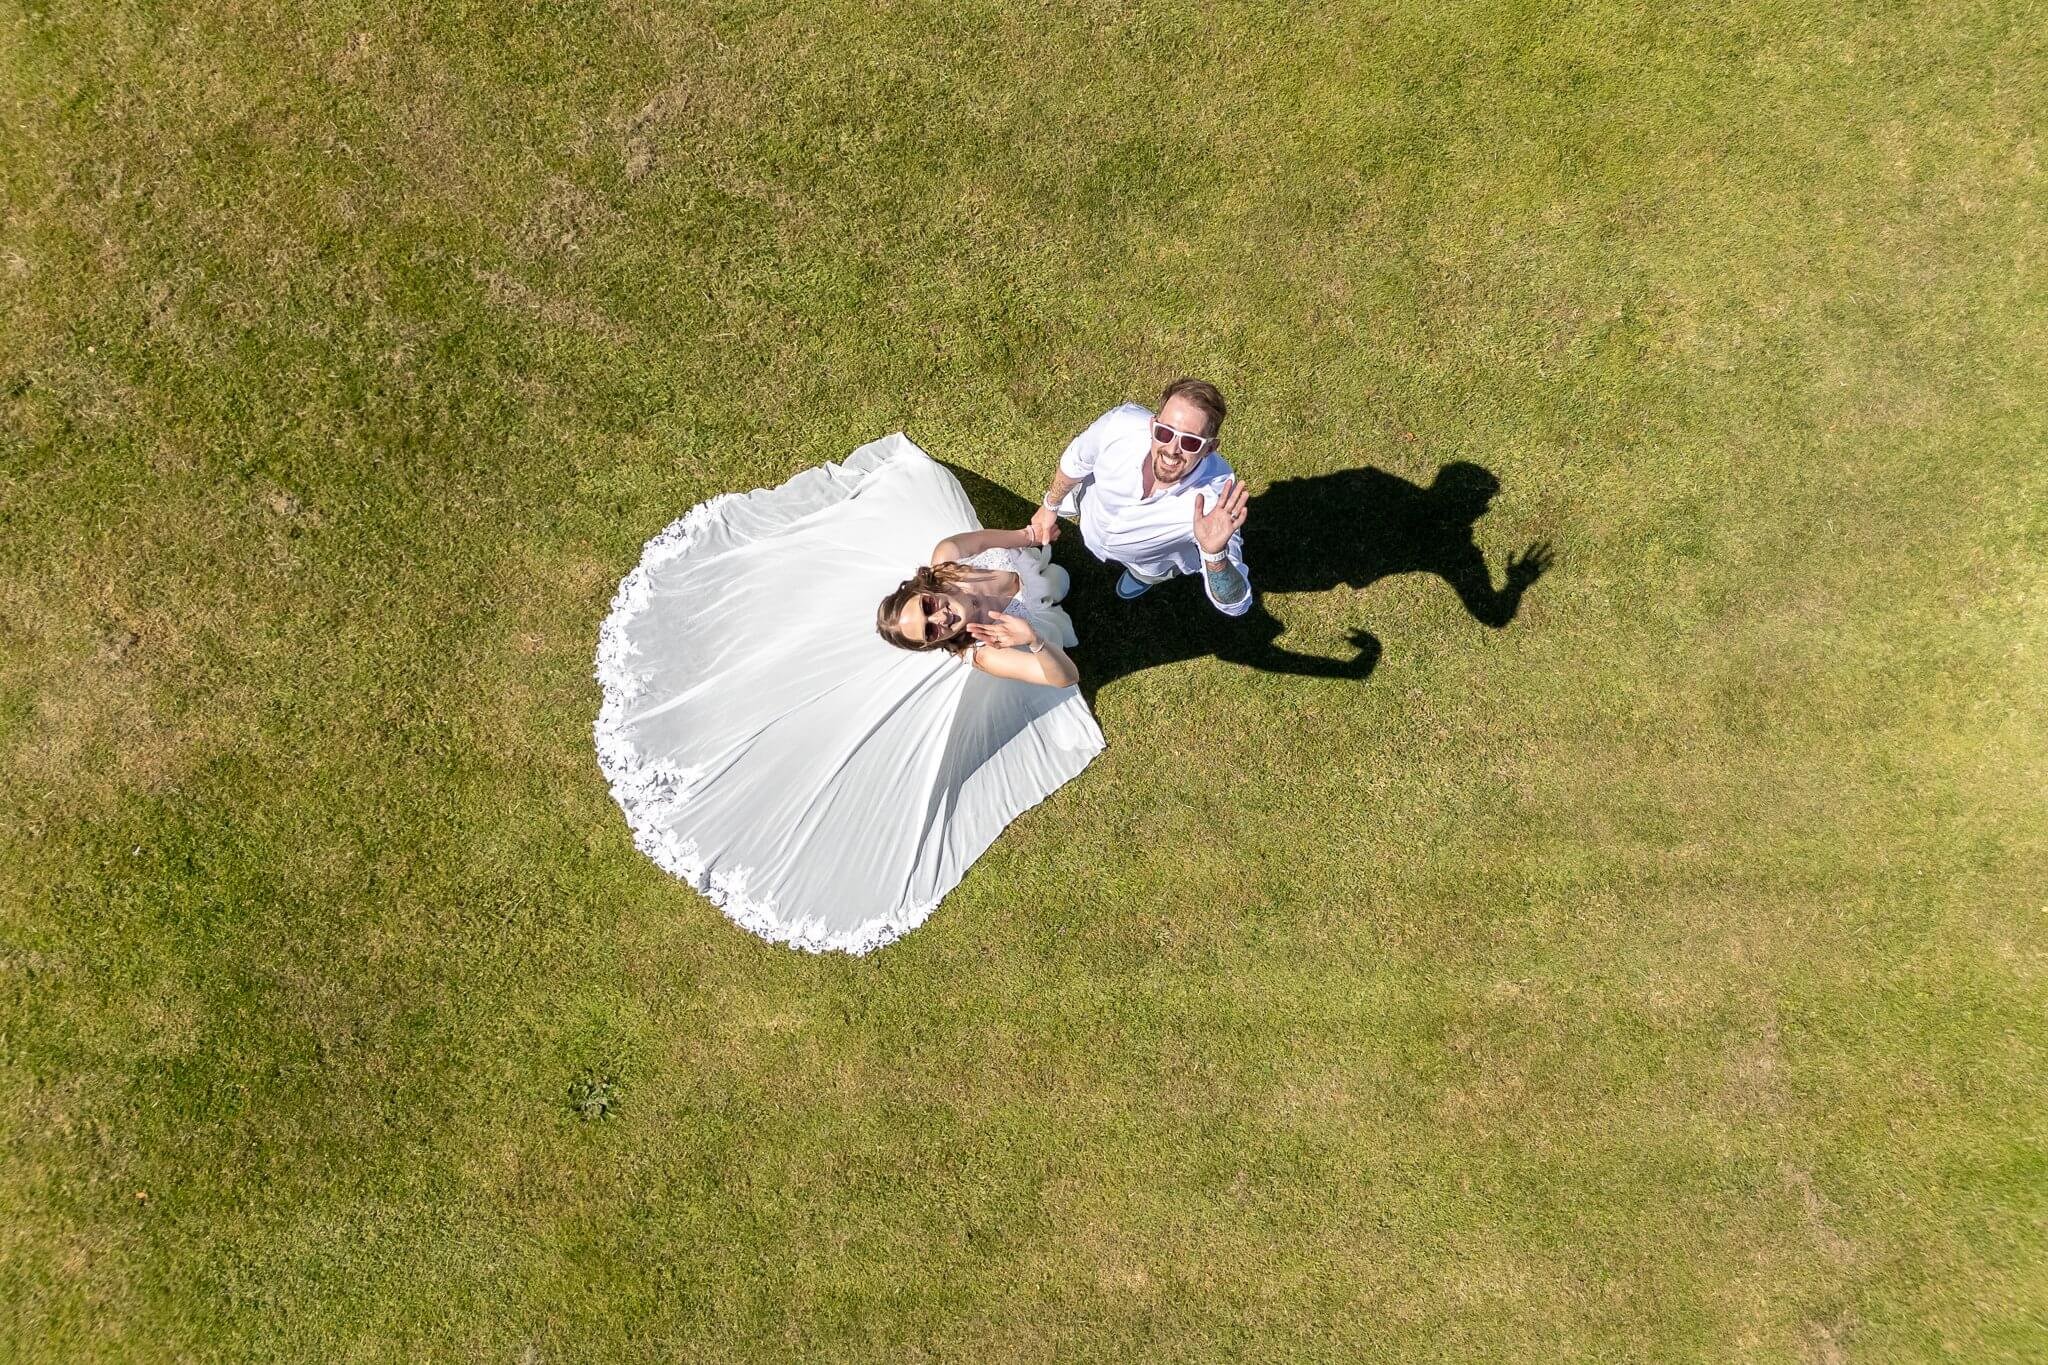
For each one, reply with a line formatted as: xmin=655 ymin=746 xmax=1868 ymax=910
xmin=1151 ymin=449 xmax=1193 ymax=484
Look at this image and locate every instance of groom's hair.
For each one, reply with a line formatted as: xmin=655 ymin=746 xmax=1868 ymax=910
xmin=1158 ymin=377 xmax=1228 ymax=437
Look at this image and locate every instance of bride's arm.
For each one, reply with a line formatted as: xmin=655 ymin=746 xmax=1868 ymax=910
xmin=966 ymin=614 xmax=1079 ymax=688
xmin=930 ymin=528 xmax=1041 ymax=564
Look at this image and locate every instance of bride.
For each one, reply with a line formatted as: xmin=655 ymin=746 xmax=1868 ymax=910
xmin=874 ymin=535 xmax=1080 ymax=687
xmin=594 ymin=433 xmax=1104 ymax=955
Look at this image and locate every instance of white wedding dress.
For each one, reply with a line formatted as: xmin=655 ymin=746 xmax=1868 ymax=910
xmin=593 ymin=433 xmax=1104 ymax=954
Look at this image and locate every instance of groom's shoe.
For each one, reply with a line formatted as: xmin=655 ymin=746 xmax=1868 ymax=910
xmin=1114 ymin=570 xmax=1155 ymax=600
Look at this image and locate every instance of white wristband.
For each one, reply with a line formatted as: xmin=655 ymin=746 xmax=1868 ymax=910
xmin=1041 ymin=492 xmax=1062 ymax=509
xmin=1200 ymin=549 xmax=1229 ymax=564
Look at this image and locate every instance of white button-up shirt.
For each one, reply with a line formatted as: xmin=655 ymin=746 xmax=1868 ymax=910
xmin=1057 ymin=403 xmax=1252 ymax=616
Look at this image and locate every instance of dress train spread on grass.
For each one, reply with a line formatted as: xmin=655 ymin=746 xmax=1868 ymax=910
xmin=593 ymin=434 xmax=1103 ymax=954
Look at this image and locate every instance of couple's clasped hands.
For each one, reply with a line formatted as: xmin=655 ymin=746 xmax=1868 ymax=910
xmin=1025 ymin=505 xmax=1062 ymax=547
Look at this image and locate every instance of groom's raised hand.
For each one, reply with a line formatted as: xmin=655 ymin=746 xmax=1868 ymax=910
xmin=1192 ymin=478 xmax=1248 ymax=555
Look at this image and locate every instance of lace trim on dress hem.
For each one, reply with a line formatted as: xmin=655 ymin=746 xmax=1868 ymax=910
xmin=591 ymin=491 xmax=938 ymax=956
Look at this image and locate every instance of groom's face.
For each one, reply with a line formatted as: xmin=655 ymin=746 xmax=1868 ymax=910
xmin=1149 ymin=394 xmax=1217 ymax=487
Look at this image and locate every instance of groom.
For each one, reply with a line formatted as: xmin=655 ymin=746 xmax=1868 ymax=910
xmin=1027 ymin=378 xmax=1253 ymax=616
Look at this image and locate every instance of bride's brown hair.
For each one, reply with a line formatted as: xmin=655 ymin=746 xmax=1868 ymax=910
xmin=876 ymin=562 xmax=979 ymax=654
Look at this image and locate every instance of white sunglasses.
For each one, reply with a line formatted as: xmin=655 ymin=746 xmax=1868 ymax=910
xmin=1150 ymin=420 xmax=1216 ymax=456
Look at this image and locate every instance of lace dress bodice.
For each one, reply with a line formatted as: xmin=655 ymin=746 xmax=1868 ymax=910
xmin=952 ymin=544 xmax=1077 ymax=657
xmin=958 ymin=545 xmax=1033 ymax=617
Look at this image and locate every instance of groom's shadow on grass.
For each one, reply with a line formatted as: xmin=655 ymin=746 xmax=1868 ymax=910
xmin=945 ymin=461 xmax=1552 ymax=710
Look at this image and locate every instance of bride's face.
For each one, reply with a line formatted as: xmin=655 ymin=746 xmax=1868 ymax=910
xmin=897 ymin=589 xmax=967 ymax=646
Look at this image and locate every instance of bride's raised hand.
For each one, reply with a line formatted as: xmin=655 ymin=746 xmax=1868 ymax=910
xmin=967 ymin=611 xmax=1039 ymax=650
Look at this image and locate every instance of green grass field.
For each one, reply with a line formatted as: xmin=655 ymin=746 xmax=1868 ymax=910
xmin=4 ymin=1 xmax=2044 ymax=1358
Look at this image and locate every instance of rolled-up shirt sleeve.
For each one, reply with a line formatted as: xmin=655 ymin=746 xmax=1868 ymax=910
xmin=1201 ymin=532 xmax=1253 ymax=617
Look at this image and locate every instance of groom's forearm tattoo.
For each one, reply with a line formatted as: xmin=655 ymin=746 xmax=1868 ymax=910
xmin=1203 ymin=558 xmax=1249 ymax=607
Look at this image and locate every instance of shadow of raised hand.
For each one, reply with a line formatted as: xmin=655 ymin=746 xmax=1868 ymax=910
xmin=1506 ymin=540 xmax=1554 ymax=592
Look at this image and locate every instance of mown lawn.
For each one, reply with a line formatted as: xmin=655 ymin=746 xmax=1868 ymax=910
xmin=3 ymin=1 xmax=2043 ymax=1358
